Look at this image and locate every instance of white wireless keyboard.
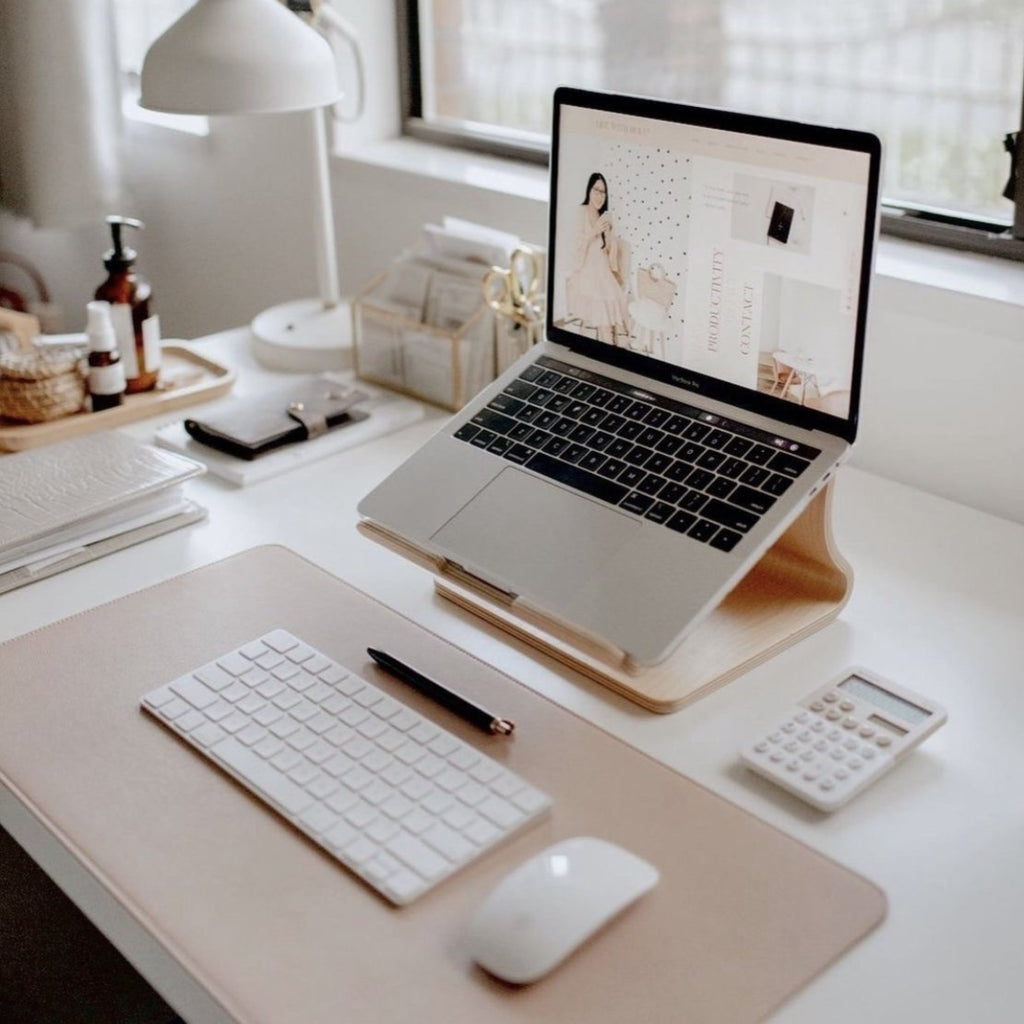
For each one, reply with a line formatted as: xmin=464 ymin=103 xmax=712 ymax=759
xmin=141 ymin=629 xmax=551 ymax=905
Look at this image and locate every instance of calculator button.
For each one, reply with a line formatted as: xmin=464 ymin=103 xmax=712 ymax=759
xmin=810 ymin=721 xmax=825 ymax=733
xmin=848 ymin=757 xmax=864 ymax=770
xmin=785 ymin=760 xmax=800 ymax=772
xmin=802 ymin=768 xmax=822 ymax=781
xmin=784 ymin=741 xmax=799 ymax=753
xmin=797 ymin=731 xmax=812 ymax=743
xmin=861 ymin=746 xmax=877 ymax=760
xmin=842 ymin=718 xmax=858 ymax=729
xmin=809 ymin=701 xmax=825 ymax=712
xmin=876 ymin=735 xmax=893 ymax=748
xmin=782 ymin=722 xmax=796 ymax=733
xmin=827 ymin=729 xmax=842 ymax=741
xmin=823 ymin=693 xmax=839 ymax=703
xmin=769 ymin=752 xmax=785 ymax=763
xmin=794 ymin=710 xmax=810 ymax=723
xmin=830 ymin=748 xmax=845 ymax=761
xmin=768 ymin=732 xmax=782 ymax=743
xmin=813 ymin=740 xmax=828 ymax=752
xmin=799 ymin=750 xmax=815 ymax=762
xmin=839 ymin=700 xmax=855 ymax=712
xmin=754 ymin=741 xmax=769 ymax=753
xmin=820 ymin=778 xmax=836 ymax=791
xmin=858 ymin=725 xmax=875 ymax=738
xmin=826 ymin=709 xmax=842 ymax=721
xmin=834 ymin=768 xmax=849 ymax=780
xmin=843 ymin=738 xmax=858 ymax=751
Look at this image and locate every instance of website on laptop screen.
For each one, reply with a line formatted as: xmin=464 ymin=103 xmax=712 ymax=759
xmin=550 ymin=100 xmax=874 ymax=423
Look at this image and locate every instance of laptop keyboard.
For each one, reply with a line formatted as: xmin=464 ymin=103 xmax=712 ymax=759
xmin=453 ymin=356 xmax=820 ymax=553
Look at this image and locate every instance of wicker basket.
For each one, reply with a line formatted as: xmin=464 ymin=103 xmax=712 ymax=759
xmin=0 ymin=345 xmax=87 ymax=423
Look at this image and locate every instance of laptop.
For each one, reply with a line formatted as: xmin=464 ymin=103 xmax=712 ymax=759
xmin=358 ymin=86 xmax=881 ymax=667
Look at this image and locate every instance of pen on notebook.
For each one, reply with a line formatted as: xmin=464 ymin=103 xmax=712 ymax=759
xmin=366 ymin=648 xmax=515 ymax=736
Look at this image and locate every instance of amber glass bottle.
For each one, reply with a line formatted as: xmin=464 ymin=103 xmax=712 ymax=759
xmin=85 ymin=300 xmax=126 ymax=411
xmin=94 ymin=216 xmax=160 ymax=393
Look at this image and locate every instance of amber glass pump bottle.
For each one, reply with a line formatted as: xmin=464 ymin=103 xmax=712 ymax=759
xmin=94 ymin=215 xmax=161 ymax=393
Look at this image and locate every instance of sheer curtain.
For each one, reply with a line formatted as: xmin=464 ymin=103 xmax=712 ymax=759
xmin=0 ymin=0 xmax=124 ymax=228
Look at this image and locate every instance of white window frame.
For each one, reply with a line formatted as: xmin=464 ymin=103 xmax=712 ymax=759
xmin=398 ymin=0 xmax=1024 ymax=262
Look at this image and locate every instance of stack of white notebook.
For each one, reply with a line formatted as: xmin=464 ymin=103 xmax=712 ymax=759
xmin=0 ymin=432 xmax=205 ymax=594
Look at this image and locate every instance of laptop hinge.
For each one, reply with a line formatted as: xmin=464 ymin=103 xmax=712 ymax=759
xmin=439 ymin=560 xmax=518 ymax=606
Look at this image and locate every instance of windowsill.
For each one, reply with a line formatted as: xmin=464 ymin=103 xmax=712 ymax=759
xmin=339 ymin=135 xmax=1024 ymax=315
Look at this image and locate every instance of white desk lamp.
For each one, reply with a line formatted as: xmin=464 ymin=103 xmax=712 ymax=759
xmin=139 ymin=0 xmax=355 ymax=371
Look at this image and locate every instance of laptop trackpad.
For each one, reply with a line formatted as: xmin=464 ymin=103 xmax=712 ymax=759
xmin=430 ymin=468 xmax=637 ymax=601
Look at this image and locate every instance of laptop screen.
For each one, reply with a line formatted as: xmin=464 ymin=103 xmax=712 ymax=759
xmin=547 ymin=88 xmax=881 ymax=442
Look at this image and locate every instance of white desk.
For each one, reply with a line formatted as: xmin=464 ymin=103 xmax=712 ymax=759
xmin=2 ymin=327 xmax=1023 ymax=1023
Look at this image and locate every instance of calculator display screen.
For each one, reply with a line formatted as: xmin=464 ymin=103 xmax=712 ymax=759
xmin=840 ymin=674 xmax=931 ymax=725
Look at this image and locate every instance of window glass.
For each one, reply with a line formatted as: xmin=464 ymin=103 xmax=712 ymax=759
xmin=417 ymin=0 xmax=1024 ymax=224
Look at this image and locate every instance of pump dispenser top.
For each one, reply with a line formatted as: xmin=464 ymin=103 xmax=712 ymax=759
xmin=103 ymin=216 xmax=144 ymax=274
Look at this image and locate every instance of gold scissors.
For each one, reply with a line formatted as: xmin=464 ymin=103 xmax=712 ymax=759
xmin=482 ymin=246 xmax=543 ymax=325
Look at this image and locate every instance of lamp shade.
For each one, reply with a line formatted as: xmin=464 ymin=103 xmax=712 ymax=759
xmin=139 ymin=0 xmax=341 ymax=115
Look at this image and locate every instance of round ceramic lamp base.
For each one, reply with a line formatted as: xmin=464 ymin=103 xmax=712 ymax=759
xmin=250 ymin=298 xmax=352 ymax=373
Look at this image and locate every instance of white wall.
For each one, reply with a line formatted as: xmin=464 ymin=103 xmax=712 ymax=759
xmin=1 ymin=2 xmax=1021 ymax=524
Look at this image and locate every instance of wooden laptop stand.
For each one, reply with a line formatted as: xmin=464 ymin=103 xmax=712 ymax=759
xmin=360 ymin=481 xmax=851 ymax=713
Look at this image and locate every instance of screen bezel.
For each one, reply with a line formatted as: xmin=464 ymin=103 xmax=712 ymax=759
xmin=546 ymin=86 xmax=882 ymax=446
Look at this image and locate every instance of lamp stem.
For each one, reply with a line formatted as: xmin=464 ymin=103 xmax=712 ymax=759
xmin=309 ymin=106 xmax=340 ymax=309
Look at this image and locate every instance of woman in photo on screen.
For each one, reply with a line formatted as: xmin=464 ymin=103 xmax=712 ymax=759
xmin=566 ymin=172 xmax=630 ymax=344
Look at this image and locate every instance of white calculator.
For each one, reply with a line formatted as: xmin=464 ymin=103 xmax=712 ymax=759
xmin=740 ymin=666 xmax=947 ymax=811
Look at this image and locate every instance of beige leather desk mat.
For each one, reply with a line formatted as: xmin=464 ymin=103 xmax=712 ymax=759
xmin=0 ymin=545 xmax=885 ymax=1024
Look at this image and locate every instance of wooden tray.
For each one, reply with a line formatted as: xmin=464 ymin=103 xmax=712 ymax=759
xmin=0 ymin=343 xmax=235 ymax=452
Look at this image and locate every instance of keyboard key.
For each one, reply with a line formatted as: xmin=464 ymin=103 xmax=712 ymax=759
xmin=711 ymin=528 xmax=743 ymax=552
xmin=621 ymin=492 xmax=655 ymax=515
xmin=624 ymin=445 xmax=654 ymax=467
xmin=386 ymin=832 xmax=448 ymax=879
xmin=747 ymin=444 xmax=775 ymax=465
xmin=170 ymin=675 xmax=219 ymax=710
xmin=637 ymin=473 xmax=666 ymax=496
xmin=644 ymin=502 xmax=674 ymax=524
xmin=763 ymin=473 xmax=794 ymax=496
xmin=452 ymin=422 xmax=482 ymax=442
xmin=706 ymin=477 xmax=736 ymax=499
xmin=666 ymin=511 xmax=697 ymax=534
xmin=687 ymin=519 xmax=718 ymax=543
xmin=597 ymin=458 xmax=626 ymax=479
xmin=728 ymin=485 xmax=777 ymax=515
xmin=700 ymin=498 xmax=759 ymax=533
xmin=469 ymin=428 xmax=496 ymax=449
xmin=618 ymin=466 xmax=645 ymax=489
xmin=488 ymin=394 xmax=523 ymax=416
xmin=768 ymin=451 xmax=813 ymax=478
xmin=703 ymin=429 xmax=732 ymax=449
xmin=679 ymin=490 xmax=709 ymax=512
xmin=724 ymin=436 xmax=752 ymax=457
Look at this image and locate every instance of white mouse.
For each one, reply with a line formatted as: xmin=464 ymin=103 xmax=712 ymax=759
xmin=465 ymin=836 xmax=659 ymax=984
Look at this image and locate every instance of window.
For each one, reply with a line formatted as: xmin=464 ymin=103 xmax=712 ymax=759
xmin=404 ymin=0 xmax=1024 ymax=259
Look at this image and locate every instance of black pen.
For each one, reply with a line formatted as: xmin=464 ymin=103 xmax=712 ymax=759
xmin=366 ymin=648 xmax=515 ymax=736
